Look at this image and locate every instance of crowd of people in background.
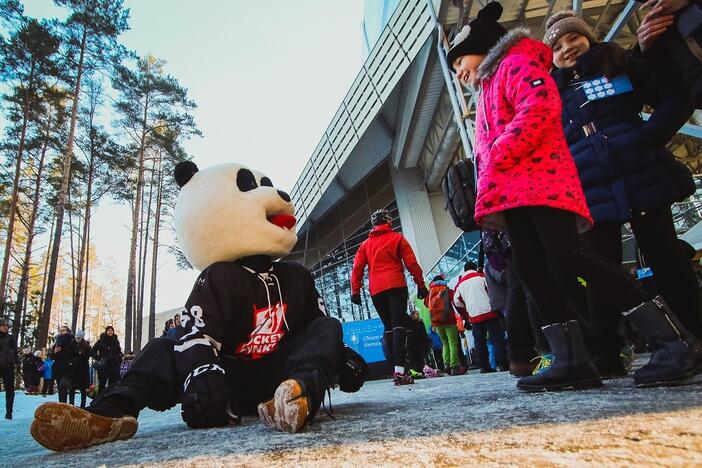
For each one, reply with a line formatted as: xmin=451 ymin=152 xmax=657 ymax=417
xmin=0 ymin=323 xmax=125 ymax=419
xmin=0 ymin=311 xmax=197 ymax=420
xmin=352 ymin=0 xmax=702 ymax=393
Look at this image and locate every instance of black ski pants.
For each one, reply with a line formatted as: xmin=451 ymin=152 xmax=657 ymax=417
xmin=57 ymin=376 xmax=73 ymax=404
xmin=371 ymin=287 xmax=410 ymax=370
xmin=504 ymin=207 xmax=648 ymax=326
xmin=582 ymin=206 xmax=701 ymax=343
xmin=505 ymin=260 xmax=549 ymax=361
xmin=96 ymin=316 xmax=343 ymax=418
xmin=1 ymin=366 xmax=14 ymax=415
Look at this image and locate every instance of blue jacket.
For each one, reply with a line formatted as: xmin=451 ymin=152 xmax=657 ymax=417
xmin=42 ymin=358 xmax=54 ymax=380
xmin=552 ymin=43 xmax=694 ymax=224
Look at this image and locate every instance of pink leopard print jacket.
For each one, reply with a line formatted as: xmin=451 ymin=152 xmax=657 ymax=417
xmin=473 ymin=28 xmax=592 ymax=232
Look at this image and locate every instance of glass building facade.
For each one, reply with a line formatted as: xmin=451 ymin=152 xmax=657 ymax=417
xmin=310 ymin=202 xmax=415 ymax=322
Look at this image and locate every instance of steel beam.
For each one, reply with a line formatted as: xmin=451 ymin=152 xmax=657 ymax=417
xmin=604 ymin=0 xmax=638 ymax=42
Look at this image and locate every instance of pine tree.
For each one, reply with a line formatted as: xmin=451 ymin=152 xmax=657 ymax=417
xmin=0 ymin=18 xmax=60 ymax=320
xmin=112 ymin=55 xmax=198 ymax=351
xmin=38 ymin=0 xmax=129 ymax=347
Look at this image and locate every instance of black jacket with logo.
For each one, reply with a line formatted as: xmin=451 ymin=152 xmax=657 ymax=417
xmin=175 ymin=260 xmax=326 ymax=388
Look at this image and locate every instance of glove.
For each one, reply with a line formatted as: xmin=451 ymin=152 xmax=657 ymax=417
xmin=351 ymin=293 xmax=362 ymax=305
xmin=417 ymin=287 xmax=429 ymax=300
xmin=181 ymin=366 xmax=239 ymax=428
xmin=339 ymin=346 xmax=369 ymax=393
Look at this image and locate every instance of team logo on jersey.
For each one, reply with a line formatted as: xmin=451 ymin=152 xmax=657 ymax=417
xmin=234 ymin=302 xmax=287 ymax=359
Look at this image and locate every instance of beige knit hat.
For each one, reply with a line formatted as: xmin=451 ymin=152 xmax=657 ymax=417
xmin=543 ymin=11 xmax=597 ymax=49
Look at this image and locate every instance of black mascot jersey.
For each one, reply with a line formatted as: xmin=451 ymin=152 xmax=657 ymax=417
xmin=174 ymin=260 xmax=326 ymax=385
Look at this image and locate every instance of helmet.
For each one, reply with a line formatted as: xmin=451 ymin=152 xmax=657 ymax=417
xmin=371 ymin=209 xmax=392 ymax=226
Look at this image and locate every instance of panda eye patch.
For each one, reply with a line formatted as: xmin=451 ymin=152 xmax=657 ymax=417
xmin=260 ymin=177 xmax=273 ymax=187
xmin=236 ymin=169 xmax=258 ymax=192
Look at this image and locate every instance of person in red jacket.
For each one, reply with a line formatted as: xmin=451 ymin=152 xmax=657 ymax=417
xmin=351 ymin=209 xmax=428 ymax=386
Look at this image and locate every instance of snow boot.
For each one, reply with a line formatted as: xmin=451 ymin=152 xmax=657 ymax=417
xmin=517 ymin=321 xmax=602 ymax=392
xmin=392 ymin=371 xmax=414 ymax=385
xmin=479 ymin=367 xmax=496 ymax=374
xmin=622 ymin=296 xmax=702 ymax=387
xmin=30 ymin=402 xmax=137 ymax=451
xmin=258 ymin=379 xmax=310 ymax=433
xmin=4 ymin=412 xmax=11 ymax=420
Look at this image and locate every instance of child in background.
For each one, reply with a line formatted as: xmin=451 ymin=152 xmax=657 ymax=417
xmin=446 ymin=1 xmax=701 ymax=391
xmin=545 ymin=10 xmax=700 ymax=380
xmin=425 ymin=275 xmax=464 ymax=375
xmin=41 ymin=353 xmax=54 ymax=396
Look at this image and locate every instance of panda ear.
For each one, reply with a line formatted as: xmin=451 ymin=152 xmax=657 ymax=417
xmin=174 ymin=161 xmax=199 ymax=188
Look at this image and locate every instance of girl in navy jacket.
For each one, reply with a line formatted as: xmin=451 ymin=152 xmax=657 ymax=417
xmin=545 ymin=11 xmax=700 ymax=375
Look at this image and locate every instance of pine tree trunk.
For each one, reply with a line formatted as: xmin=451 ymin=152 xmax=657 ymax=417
xmin=124 ymin=95 xmax=150 ymax=353
xmin=0 ymin=61 xmax=36 ymax=315
xmin=148 ymin=161 xmax=164 ymax=341
xmin=38 ymin=28 xmax=87 ymax=348
xmin=81 ymin=223 xmax=90 ymax=331
xmin=135 ymin=160 xmax=156 ymax=351
xmin=38 ymin=214 xmax=55 ymax=325
xmin=72 ymin=155 xmax=94 ymax=331
xmin=13 ymin=109 xmax=51 ymax=338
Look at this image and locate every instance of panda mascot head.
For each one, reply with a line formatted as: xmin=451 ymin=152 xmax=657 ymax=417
xmin=173 ymin=161 xmax=297 ymax=271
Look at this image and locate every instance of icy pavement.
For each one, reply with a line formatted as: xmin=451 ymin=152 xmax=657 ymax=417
xmin=1 ymin=364 xmax=701 ymax=467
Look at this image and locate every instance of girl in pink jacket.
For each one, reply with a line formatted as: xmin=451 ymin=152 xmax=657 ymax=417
xmin=446 ymin=2 xmax=700 ymax=392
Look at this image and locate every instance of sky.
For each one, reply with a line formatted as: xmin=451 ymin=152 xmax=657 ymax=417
xmin=22 ymin=0 xmax=366 ymax=314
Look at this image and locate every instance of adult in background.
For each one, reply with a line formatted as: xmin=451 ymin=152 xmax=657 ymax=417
xmin=0 ymin=318 xmax=18 ymax=419
xmin=91 ymin=325 xmax=123 ymax=395
xmin=161 ymin=319 xmax=174 ymax=338
xmin=53 ymin=325 xmax=78 ymax=404
xmin=635 ymin=0 xmax=702 ymax=107
xmin=350 ymin=208 xmax=428 ymax=386
xmin=454 ymin=262 xmax=509 ymax=373
xmin=167 ymin=313 xmax=186 ymax=340
xmin=22 ymin=348 xmax=41 ymax=394
xmin=72 ymin=330 xmax=92 ymax=409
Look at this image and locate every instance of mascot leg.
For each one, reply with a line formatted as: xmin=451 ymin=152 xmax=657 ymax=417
xmin=258 ymin=316 xmax=343 ymax=433
xmin=30 ymin=337 xmax=180 ymax=452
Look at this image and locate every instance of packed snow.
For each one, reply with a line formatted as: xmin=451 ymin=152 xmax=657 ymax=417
xmin=1 ymin=362 xmax=701 ymax=466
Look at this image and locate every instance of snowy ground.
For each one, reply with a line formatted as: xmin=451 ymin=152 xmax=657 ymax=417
xmin=1 ymin=360 xmax=701 ymax=467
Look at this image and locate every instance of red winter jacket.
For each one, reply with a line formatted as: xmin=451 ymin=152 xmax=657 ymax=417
xmin=473 ymin=28 xmax=592 ymax=232
xmin=351 ymin=223 xmax=424 ymax=296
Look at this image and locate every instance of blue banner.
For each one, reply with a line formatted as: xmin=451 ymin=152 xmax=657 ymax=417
xmin=342 ymin=318 xmax=386 ymax=364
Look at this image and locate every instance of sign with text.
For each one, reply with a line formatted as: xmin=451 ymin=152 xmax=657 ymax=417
xmin=342 ymin=318 xmax=386 ymax=364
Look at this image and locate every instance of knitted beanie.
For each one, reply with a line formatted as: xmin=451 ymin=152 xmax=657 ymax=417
xmin=543 ymin=11 xmax=597 ymax=49
xmin=447 ymin=2 xmax=507 ymax=71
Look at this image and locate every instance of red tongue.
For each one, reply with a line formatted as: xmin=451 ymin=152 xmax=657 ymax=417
xmin=269 ymin=214 xmax=296 ymax=229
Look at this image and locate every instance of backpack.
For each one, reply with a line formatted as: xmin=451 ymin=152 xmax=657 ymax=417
xmin=442 ymin=158 xmax=478 ymax=232
xmin=428 ymin=285 xmax=454 ymax=324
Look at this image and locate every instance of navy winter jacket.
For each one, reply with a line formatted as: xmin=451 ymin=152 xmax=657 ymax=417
xmin=552 ymin=43 xmax=695 ymax=225
xmin=633 ymin=0 xmax=702 ymax=108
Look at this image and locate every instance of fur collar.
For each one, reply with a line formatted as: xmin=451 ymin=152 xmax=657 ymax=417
xmin=476 ymin=27 xmax=532 ymax=81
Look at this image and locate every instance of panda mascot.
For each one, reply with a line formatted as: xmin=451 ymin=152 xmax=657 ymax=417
xmin=30 ymin=161 xmax=367 ymax=452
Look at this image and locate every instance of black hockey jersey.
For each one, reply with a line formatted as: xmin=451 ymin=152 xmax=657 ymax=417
xmin=174 ymin=260 xmax=326 ymax=389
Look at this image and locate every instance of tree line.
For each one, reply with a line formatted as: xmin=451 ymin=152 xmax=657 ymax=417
xmin=0 ymin=0 xmax=199 ymax=352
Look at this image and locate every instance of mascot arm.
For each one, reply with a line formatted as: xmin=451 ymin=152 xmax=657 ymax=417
xmin=174 ymin=264 xmax=232 ymax=388
xmin=175 ymin=265 xmax=236 ymax=428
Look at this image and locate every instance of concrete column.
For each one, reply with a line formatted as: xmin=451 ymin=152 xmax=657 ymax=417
xmin=389 ymin=162 xmax=442 ymax=272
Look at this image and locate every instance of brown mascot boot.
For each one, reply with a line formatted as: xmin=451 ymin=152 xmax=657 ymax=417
xmin=257 ymin=379 xmax=309 ymax=433
xmin=30 ymin=402 xmax=138 ymax=451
